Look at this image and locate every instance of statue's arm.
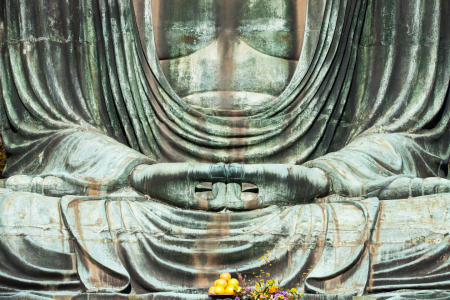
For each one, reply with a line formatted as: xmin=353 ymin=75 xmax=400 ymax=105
xmin=2 ymin=131 xmax=155 ymax=197
xmin=305 ymin=133 xmax=450 ymax=200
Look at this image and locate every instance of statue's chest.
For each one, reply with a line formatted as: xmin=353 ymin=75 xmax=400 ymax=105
xmin=152 ymin=0 xmax=306 ymax=60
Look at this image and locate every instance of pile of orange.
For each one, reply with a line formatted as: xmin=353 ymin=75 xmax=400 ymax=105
xmin=208 ymin=272 xmax=241 ymax=295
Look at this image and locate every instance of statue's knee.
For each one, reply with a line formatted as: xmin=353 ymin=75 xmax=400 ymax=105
xmin=379 ymin=177 xmax=450 ymax=200
xmin=3 ymin=175 xmax=87 ymax=197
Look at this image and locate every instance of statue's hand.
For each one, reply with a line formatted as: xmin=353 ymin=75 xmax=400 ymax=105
xmin=130 ymin=163 xmax=330 ymax=211
xmin=130 ymin=163 xmax=227 ymax=210
xmin=225 ymin=164 xmax=330 ymax=210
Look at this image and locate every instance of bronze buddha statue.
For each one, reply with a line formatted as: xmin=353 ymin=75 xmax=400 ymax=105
xmin=0 ymin=0 xmax=450 ymax=299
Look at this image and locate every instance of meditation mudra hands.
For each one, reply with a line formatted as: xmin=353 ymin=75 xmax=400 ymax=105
xmin=2 ymin=163 xmax=450 ymax=210
xmin=129 ymin=163 xmax=331 ymax=211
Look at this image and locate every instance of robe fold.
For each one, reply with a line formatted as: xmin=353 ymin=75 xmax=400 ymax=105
xmin=3 ymin=191 xmax=450 ymax=297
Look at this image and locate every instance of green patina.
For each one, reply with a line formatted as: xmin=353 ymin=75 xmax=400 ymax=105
xmin=0 ymin=0 xmax=449 ymax=299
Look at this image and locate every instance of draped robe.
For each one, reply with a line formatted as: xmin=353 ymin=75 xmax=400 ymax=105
xmin=0 ymin=0 xmax=450 ymax=298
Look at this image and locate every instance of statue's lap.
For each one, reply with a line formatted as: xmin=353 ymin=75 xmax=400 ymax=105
xmin=2 ymin=189 xmax=450 ymax=295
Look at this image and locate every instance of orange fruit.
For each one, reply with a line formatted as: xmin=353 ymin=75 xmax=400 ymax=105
xmin=225 ymin=286 xmax=235 ymax=294
xmin=214 ymin=286 xmax=225 ymax=294
xmin=228 ymin=278 xmax=239 ymax=287
xmin=208 ymin=286 xmax=216 ymax=294
xmin=215 ymin=279 xmax=228 ymax=287
xmin=236 ymin=286 xmax=243 ymax=293
xmin=220 ymin=272 xmax=232 ymax=282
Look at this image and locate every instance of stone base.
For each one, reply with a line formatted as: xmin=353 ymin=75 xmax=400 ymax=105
xmin=2 ymin=291 xmax=450 ymax=300
xmin=0 ymin=292 xmax=353 ymax=300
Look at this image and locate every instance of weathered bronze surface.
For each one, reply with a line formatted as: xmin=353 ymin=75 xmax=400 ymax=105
xmin=0 ymin=0 xmax=450 ymax=299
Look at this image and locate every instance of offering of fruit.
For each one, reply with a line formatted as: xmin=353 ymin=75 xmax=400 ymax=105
xmin=213 ymin=286 xmax=225 ymax=294
xmin=224 ymin=286 xmax=235 ymax=294
xmin=220 ymin=272 xmax=231 ymax=281
xmin=208 ymin=272 xmax=240 ymax=295
xmin=228 ymin=278 xmax=239 ymax=287
xmin=214 ymin=279 xmax=228 ymax=288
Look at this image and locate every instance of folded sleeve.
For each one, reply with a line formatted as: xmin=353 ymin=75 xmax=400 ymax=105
xmin=3 ymin=130 xmax=154 ymax=195
xmin=305 ymin=133 xmax=448 ymax=197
